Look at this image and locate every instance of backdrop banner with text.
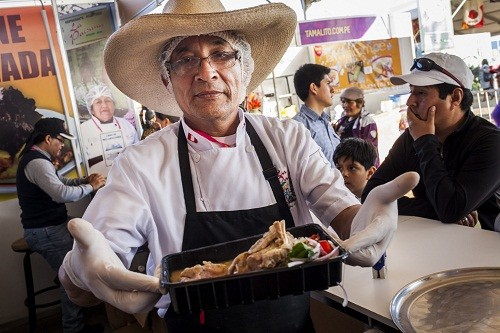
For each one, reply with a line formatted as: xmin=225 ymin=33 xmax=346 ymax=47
xmin=0 ymin=5 xmax=76 ymax=198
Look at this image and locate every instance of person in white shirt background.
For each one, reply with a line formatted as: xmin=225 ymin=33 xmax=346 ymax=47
xmin=79 ymin=84 xmax=139 ymax=175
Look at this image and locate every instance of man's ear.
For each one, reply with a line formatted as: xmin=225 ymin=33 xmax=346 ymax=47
xmin=309 ymin=82 xmax=317 ymax=95
xmin=366 ymin=166 xmax=377 ymax=180
xmin=450 ymin=87 xmax=463 ymax=108
xmin=160 ymin=75 xmax=169 ymax=89
xmin=43 ymin=134 xmax=52 ymax=144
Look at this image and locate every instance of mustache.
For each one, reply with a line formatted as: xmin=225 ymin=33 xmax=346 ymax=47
xmin=192 ymin=82 xmax=228 ymax=96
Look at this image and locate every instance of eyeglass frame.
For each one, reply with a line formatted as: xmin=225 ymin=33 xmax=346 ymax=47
xmin=165 ymin=51 xmax=241 ymax=77
xmin=410 ymin=57 xmax=464 ymax=88
xmin=340 ymin=98 xmax=362 ymax=105
xmin=51 ymin=136 xmax=65 ymax=144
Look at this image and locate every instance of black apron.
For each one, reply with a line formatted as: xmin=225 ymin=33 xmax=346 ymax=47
xmin=164 ymin=120 xmax=315 ymax=333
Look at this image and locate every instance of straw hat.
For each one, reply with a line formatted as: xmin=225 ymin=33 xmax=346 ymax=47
xmin=104 ymin=0 xmax=297 ymax=116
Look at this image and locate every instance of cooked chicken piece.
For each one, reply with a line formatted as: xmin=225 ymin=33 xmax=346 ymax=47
xmin=228 ymin=220 xmax=294 ymax=274
xmin=227 ymin=252 xmax=251 ymax=274
xmin=179 ymin=261 xmax=229 ymax=282
xmin=249 ymin=220 xmax=290 ymax=253
xmin=178 ymin=221 xmax=295 ymax=280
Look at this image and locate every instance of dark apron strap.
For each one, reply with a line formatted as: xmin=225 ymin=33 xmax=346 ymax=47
xmin=244 ymin=119 xmax=295 ymax=228
xmin=178 ymin=125 xmax=197 ymax=214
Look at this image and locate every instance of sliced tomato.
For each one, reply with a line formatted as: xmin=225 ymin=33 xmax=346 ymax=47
xmin=319 ymin=240 xmax=333 ymax=254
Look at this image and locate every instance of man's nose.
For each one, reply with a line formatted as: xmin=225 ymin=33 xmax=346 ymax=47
xmin=196 ymin=57 xmax=218 ymax=80
xmin=406 ymin=94 xmax=416 ymax=107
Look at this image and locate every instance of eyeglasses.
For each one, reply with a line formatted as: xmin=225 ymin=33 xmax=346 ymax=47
xmin=165 ymin=51 xmax=240 ymax=77
xmin=410 ymin=58 xmax=464 ymax=88
xmin=52 ymin=136 xmax=64 ymax=144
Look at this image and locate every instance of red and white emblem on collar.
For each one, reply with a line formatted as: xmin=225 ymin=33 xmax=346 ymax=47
xmin=187 ymin=132 xmax=198 ymax=143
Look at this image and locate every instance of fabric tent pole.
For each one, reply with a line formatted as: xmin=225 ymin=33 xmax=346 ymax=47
xmin=452 ymin=0 xmax=467 ymax=19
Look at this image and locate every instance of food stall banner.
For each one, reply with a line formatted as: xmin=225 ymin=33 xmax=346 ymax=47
xmin=59 ymin=5 xmax=115 ymax=50
xmin=417 ymin=0 xmax=454 ymax=52
xmin=298 ymin=16 xmax=389 ymax=46
xmin=313 ymin=38 xmax=402 ymax=91
xmin=0 ymin=5 xmax=76 ymax=197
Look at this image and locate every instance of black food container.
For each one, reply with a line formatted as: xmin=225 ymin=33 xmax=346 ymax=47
xmin=161 ymin=223 xmax=347 ymax=314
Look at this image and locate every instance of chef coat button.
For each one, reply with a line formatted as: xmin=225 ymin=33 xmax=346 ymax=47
xmin=246 ymin=145 xmax=254 ymax=153
xmin=192 ymin=154 xmax=201 ymax=162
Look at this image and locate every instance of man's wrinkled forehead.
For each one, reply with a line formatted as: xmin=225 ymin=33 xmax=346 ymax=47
xmin=171 ymin=35 xmax=231 ymax=56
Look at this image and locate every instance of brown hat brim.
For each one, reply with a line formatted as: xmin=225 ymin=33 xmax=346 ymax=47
xmin=104 ymin=3 xmax=297 ymax=116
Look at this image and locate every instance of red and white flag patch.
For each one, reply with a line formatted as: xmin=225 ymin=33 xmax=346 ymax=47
xmin=187 ymin=132 xmax=198 ymax=143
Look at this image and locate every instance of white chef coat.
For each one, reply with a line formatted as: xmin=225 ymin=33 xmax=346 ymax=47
xmin=83 ymin=110 xmax=358 ymax=312
xmin=80 ymin=115 xmax=139 ymax=175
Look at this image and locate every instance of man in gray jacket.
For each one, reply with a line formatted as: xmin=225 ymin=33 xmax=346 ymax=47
xmin=16 ymin=117 xmax=105 ymax=333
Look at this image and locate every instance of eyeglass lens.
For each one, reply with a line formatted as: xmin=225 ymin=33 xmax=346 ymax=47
xmin=168 ymin=51 xmax=239 ymax=77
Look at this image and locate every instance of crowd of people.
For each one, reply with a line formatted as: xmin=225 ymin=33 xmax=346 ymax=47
xmin=12 ymin=0 xmax=499 ymax=332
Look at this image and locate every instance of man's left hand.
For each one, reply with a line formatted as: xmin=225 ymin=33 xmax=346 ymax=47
xmin=342 ymin=172 xmax=420 ymax=266
xmin=455 ymin=211 xmax=478 ymax=228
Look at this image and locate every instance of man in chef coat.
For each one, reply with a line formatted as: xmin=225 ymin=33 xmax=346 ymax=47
xmin=58 ymin=1 xmax=419 ymax=332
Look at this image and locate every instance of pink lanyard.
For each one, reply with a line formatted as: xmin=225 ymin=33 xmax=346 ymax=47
xmin=193 ymin=129 xmax=231 ymax=148
xmin=92 ymin=117 xmax=121 ymax=133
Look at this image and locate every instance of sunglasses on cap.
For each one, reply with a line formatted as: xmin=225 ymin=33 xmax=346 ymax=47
xmin=410 ymin=58 xmax=464 ymax=88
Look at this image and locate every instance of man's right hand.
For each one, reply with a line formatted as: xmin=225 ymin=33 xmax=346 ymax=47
xmin=408 ymin=106 xmax=436 ymax=140
xmin=59 ymin=218 xmax=163 ymax=314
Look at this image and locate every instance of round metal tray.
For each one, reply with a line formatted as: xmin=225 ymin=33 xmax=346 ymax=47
xmin=390 ymin=267 xmax=500 ymax=333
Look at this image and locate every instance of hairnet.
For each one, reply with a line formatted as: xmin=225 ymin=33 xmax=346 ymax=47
xmin=85 ymin=84 xmax=115 ymax=114
xmin=159 ymin=31 xmax=254 ymax=103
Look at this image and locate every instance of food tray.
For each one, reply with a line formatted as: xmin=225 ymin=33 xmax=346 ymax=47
xmin=390 ymin=267 xmax=500 ymax=333
xmin=161 ymin=223 xmax=347 ymax=314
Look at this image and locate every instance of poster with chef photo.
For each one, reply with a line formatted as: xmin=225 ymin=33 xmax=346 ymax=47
xmin=0 ymin=5 xmax=77 ymax=197
xmin=60 ymin=6 xmax=140 ymax=177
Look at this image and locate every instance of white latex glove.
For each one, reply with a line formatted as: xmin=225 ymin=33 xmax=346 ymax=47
xmin=342 ymin=172 xmax=420 ymax=266
xmin=60 ymin=218 xmax=163 ymax=314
